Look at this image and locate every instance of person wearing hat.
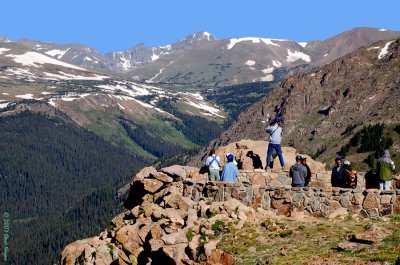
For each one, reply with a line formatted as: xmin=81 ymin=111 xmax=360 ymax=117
xmin=265 ymin=117 xmax=284 ymax=170
xmin=331 ymin=156 xmax=344 ymax=187
xmin=221 ymin=153 xmax=239 ymax=182
xmin=226 ymin=153 xmax=238 ymax=166
xmin=300 ymin=156 xmax=312 ymax=186
xmin=289 ymin=155 xmax=308 ymax=187
xmin=377 ymin=149 xmax=396 ymax=190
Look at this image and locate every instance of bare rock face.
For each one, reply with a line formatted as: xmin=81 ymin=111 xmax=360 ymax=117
xmin=214 ymin=139 xmax=326 ymax=172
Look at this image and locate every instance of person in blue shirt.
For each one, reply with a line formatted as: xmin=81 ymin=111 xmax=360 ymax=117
xmin=222 ymin=154 xmax=239 ymax=182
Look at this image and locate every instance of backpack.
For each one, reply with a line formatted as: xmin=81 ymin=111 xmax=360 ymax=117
xmin=208 ymin=156 xmax=220 ymax=167
xmin=343 ymin=167 xmax=357 ymax=188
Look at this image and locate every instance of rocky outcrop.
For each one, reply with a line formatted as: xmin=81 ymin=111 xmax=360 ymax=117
xmin=60 ymin=157 xmax=400 ymax=264
xmin=60 ymin=165 xmax=239 ymax=265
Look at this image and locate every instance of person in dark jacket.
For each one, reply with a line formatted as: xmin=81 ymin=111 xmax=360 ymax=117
xmin=331 ymin=156 xmax=344 ymax=187
xmin=300 ymin=156 xmax=312 ymax=186
xmin=289 ymin=156 xmax=308 ymax=187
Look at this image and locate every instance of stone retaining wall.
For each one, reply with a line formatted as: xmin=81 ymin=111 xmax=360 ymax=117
xmin=235 ymin=169 xmax=366 ymax=189
xmin=183 ymin=170 xmax=400 ymax=218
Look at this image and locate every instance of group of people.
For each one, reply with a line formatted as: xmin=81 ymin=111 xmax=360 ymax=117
xmin=331 ymin=156 xmax=358 ymax=188
xmin=205 ymin=117 xmax=397 ymax=190
xmin=205 ymin=149 xmax=238 ymax=182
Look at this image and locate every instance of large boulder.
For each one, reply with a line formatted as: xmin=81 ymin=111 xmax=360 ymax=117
xmin=214 ymin=139 xmax=326 ymax=172
xmin=161 ymin=165 xmax=200 ymax=181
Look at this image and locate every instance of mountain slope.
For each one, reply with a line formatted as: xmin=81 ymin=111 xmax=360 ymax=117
xmin=192 ymin=38 xmax=400 ymax=165
xmin=0 ymin=109 xmax=148 ymax=264
xmin=0 ymin=42 xmax=227 ymax=160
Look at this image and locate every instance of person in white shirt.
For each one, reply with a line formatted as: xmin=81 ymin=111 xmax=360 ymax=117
xmin=205 ymin=149 xmax=221 ymax=181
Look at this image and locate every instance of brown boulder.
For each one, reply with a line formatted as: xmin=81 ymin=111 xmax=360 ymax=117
xmin=249 ymin=173 xmax=266 ymax=186
xmin=161 ymin=165 xmax=199 ymax=181
xmin=162 ymin=243 xmax=189 ymax=265
xmin=362 ymin=193 xmax=379 ymax=209
xmin=131 ymin=166 xmax=158 ymax=183
xmin=152 ymin=172 xmax=174 ymax=183
xmin=393 ymin=197 xmax=400 ymax=214
xmin=143 ymin=179 xmax=164 ymax=194
xmin=206 ymin=249 xmax=235 ymax=265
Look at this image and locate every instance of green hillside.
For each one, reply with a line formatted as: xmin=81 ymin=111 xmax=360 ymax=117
xmin=0 ymin=111 xmax=148 ymax=264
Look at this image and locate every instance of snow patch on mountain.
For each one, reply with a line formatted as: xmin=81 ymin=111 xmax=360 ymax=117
xmin=272 ymin=60 xmax=282 ymax=68
xmin=6 ymin=52 xmax=86 ymax=70
xmin=96 ymin=83 xmax=150 ymax=97
xmin=16 ymin=93 xmax=35 ymax=99
xmin=298 ymin=42 xmax=308 ymax=48
xmin=151 ymin=52 xmax=160 ymax=61
xmin=184 ymin=99 xmax=225 ymax=118
xmin=261 ymin=67 xmax=274 ymax=74
xmin=245 ymin=60 xmax=256 ymax=66
xmin=6 ymin=68 xmax=36 ymax=78
xmin=379 ymin=29 xmax=387 ymax=32
xmin=43 ymin=71 xmax=108 ymax=81
xmin=202 ymin=32 xmax=213 ymax=41
xmin=0 ymin=48 xmax=10 ymax=54
xmin=227 ymin=37 xmax=284 ymax=49
xmin=0 ymin=102 xmax=10 ymax=108
xmin=259 ymin=75 xmax=274 ymax=82
xmin=120 ymin=55 xmax=132 ymax=70
xmin=45 ymin=48 xmax=70 ymax=59
xmin=378 ymin=41 xmax=394 ymax=59
xmin=286 ymin=49 xmax=311 ymax=63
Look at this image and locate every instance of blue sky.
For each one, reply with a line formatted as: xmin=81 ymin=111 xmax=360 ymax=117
xmin=2 ymin=0 xmax=399 ymax=53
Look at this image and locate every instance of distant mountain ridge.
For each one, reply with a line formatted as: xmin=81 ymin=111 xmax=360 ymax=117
xmin=2 ymin=27 xmax=399 ymax=85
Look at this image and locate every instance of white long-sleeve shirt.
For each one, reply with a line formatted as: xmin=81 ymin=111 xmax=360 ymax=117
xmin=205 ymin=155 xmax=220 ymax=170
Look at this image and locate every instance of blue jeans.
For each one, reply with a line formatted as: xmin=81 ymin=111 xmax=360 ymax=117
xmin=292 ymin=183 xmax=305 ymax=187
xmin=266 ymin=143 xmax=284 ymax=168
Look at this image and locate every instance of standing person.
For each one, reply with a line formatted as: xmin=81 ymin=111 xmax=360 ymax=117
xmin=377 ymin=150 xmax=396 ymax=190
xmin=331 ymin=156 xmax=344 ymax=187
xmin=289 ymin=156 xmax=308 ymax=187
xmin=205 ymin=149 xmax=220 ymax=181
xmin=265 ymin=117 xmax=284 ymax=170
xmin=221 ymin=154 xmax=239 ymax=182
xmin=300 ymin=156 xmax=312 ymax=186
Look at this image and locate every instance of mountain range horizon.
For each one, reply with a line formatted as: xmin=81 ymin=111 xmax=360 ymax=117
xmin=2 ymin=26 xmax=399 ymax=54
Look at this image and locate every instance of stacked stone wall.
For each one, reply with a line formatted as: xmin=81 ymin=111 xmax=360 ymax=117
xmin=183 ymin=169 xmax=399 ymax=218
